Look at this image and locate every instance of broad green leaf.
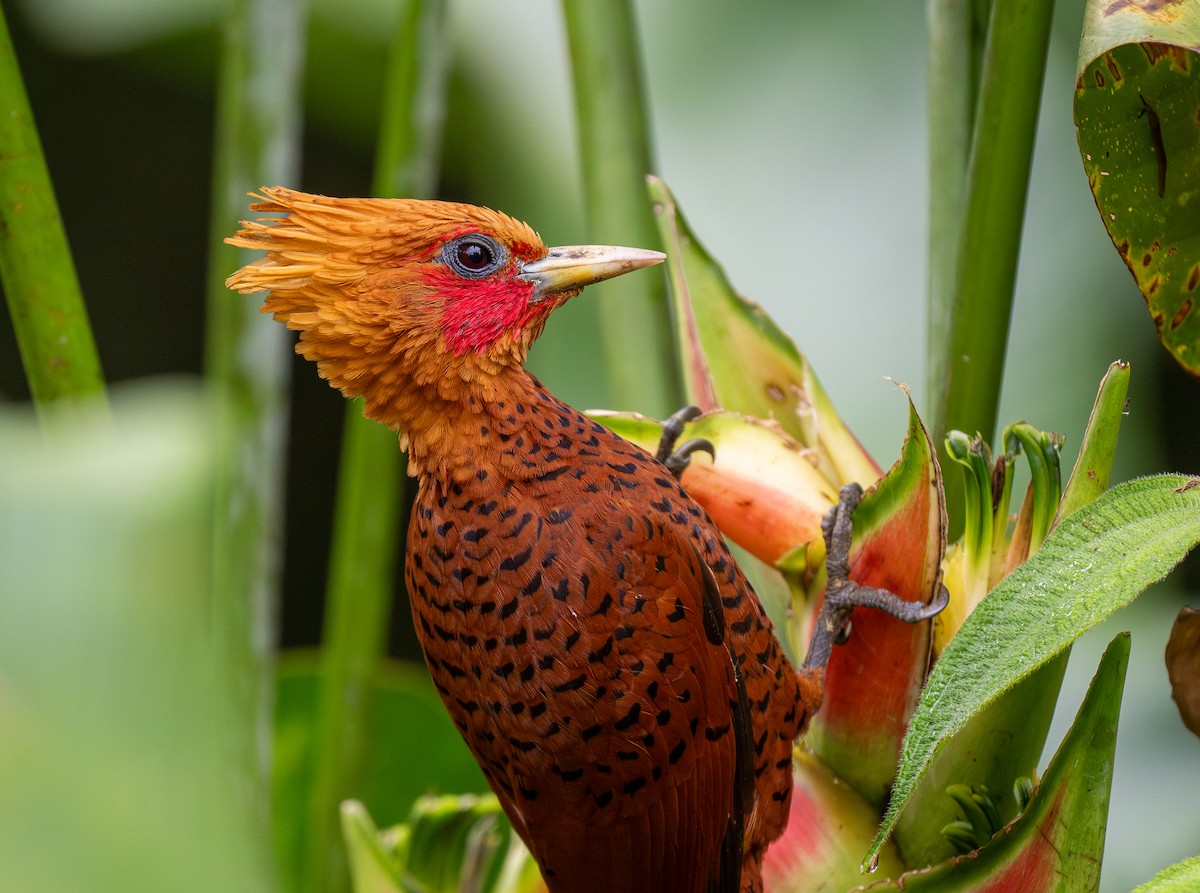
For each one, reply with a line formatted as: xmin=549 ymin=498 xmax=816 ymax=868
xmin=1133 ymin=855 xmax=1200 ymax=892
xmin=1075 ymin=3 xmax=1200 ymax=375
xmin=869 ymin=634 xmax=1128 ymax=891
xmin=805 ymin=397 xmax=945 ymax=807
xmin=867 ymin=474 xmax=1200 ymax=864
xmin=646 ymin=175 xmax=881 ymax=487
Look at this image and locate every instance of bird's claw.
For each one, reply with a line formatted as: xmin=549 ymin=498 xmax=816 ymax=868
xmin=802 ymin=482 xmax=948 ymax=672
xmin=656 ymin=406 xmax=714 ymax=480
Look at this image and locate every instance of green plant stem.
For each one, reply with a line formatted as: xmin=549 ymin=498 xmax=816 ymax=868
xmin=926 ymin=0 xmax=980 ymax=413
xmin=204 ymin=0 xmax=305 ymax=859
xmin=561 ymin=0 xmax=681 ymax=417
xmin=931 ymin=0 xmax=1054 ymax=530
xmin=0 ymin=4 xmax=105 ymax=421
xmin=304 ymin=4 xmax=448 ymax=893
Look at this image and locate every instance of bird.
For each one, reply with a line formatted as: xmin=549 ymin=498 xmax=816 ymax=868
xmin=226 ymin=187 xmax=938 ymax=893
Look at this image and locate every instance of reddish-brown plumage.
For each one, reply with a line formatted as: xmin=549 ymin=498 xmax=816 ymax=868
xmin=227 ymin=187 xmax=824 ymax=893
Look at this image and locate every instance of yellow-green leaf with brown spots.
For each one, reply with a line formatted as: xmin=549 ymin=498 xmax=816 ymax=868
xmin=1074 ymin=0 xmax=1200 ymax=375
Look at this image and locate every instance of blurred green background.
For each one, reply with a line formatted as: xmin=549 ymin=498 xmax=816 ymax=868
xmin=0 ymin=1 xmax=1196 ymax=890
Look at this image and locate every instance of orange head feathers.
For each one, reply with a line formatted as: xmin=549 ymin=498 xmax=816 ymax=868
xmin=226 ymin=187 xmax=663 ymax=474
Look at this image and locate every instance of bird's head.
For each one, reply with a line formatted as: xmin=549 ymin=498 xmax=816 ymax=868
xmin=226 ymin=187 xmax=664 ymax=404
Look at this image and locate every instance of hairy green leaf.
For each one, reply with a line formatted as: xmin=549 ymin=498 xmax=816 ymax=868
xmin=868 ymin=474 xmax=1200 ymax=862
xmin=1133 ymin=855 xmax=1200 ymax=892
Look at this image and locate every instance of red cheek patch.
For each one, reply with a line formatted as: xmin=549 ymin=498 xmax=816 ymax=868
xmin=422 ymin=266 xmax=543 ymax=355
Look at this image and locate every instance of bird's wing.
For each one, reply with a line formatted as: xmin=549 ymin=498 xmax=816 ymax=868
xmin=407 ymin=470 xmax=745 ymax=892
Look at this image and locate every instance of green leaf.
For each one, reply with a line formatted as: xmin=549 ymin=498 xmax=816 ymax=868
xmin=1075 ymin=3 xmax=1200 ymax=375
xmin=273 ymin=655 xmax=487 ymax=892
xmin=898 ymin=367 xmax=1123 ymax=867
xmin=942 ymin=432 xmax=996 ymax=630
xmin=341 ymin=802 xmax=403 ymax=893
xmin=869 ymin=634 xmax=1129 ymax=891
xmin=0 ymin=4 xmax=106 ymax=420
xmin=205 ymin=0 xmax=306 ymax=852
xmin=893 ymin=653 xmax=1068 ymax=869
xmin=1133 ymin=855 xmax=1200 ymax=892
xmin=1055 ymin=360 xmax=1130 ymax=525
xmin=867 ymin=474 xmax=1200 ymax=864
xmin=400 ymin=794 xmax=511 ymax=893
xmin=646 ymin=175 xmax=881 ymax=487
xmin=805 ymin=397 xmax=945 ymax=807
xmin=356 ymin=793 xmax=542 ymax=893
xmin=308 ymin=5 xmax=449 ymax=891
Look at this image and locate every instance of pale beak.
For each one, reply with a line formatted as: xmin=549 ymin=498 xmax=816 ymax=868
xmin=518 ymin=245 xmax=665 ymax=302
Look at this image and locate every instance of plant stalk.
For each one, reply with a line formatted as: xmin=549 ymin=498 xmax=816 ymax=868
xmin=0 ymin=3 xmax=106 ymax=423
xmin=304 ymin=3 xmax=449 ymax=892
xmin=930 ymin=0 xmax=1054 ymax=528
xmin=926 ymin=0 xmax=981 ymax=414
xmin=204 ymin=0 xmax=306 ymax=861
xmin=561 ymin=0 xmax=681 ymax=417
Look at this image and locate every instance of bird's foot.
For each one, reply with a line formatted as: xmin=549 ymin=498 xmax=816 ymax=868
xmin=655 ymin=405 xmax=715 ymax=481
xmin=802 ymin=482 xmax=949 ymax=672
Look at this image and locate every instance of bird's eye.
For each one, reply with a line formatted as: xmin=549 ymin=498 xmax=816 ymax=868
xmin=443 ymin=234 xmax=506 ymax=279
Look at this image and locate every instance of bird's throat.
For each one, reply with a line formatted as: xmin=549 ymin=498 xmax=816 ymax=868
xmin=353 ymin=357 xmax=557 ymax=485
